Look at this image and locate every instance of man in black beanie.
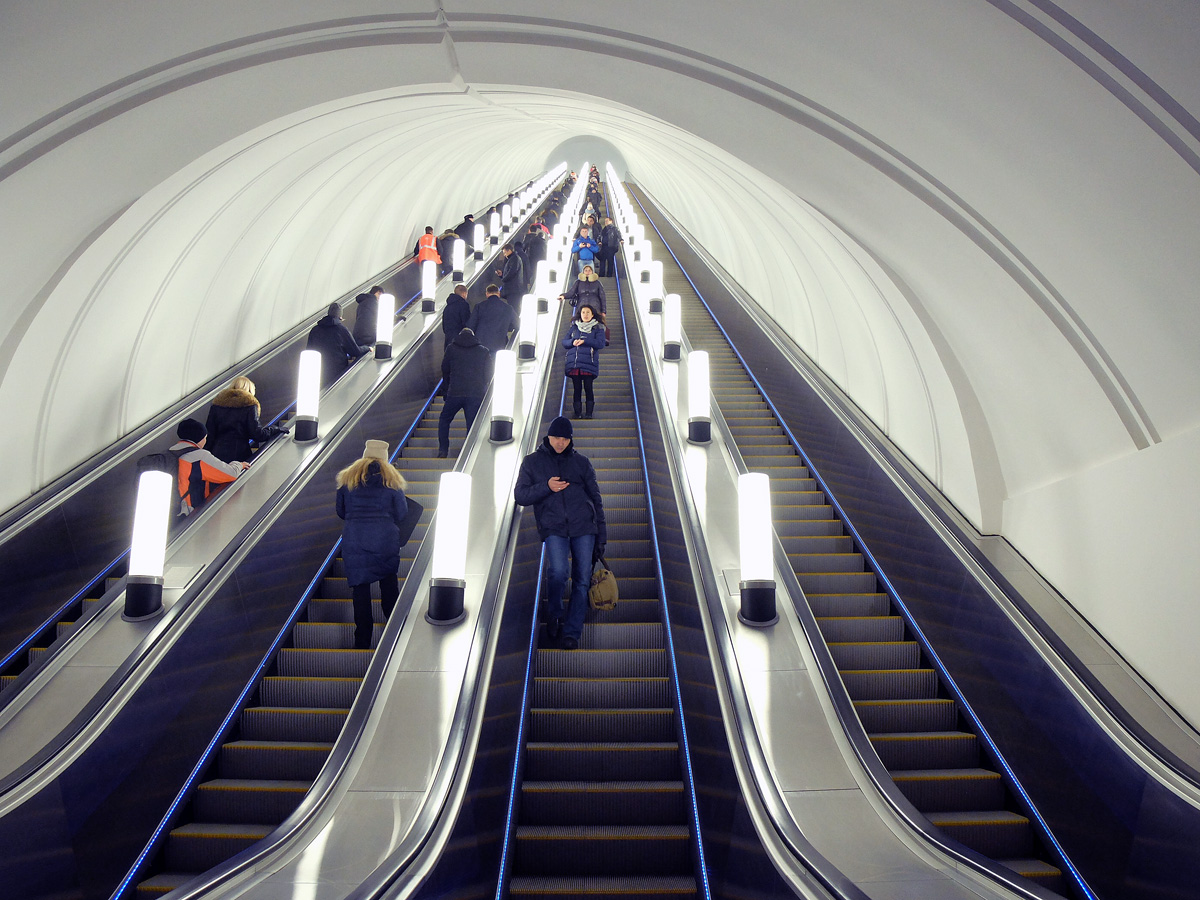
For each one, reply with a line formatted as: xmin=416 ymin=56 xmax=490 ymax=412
xmin=513 ymin=415 xmax=606 ymax=649
xmin=169 ymin=417 xmax=247 ymax=516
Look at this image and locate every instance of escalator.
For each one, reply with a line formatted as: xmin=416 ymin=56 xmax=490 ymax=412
xmin=134 ymin=393 xmax=463 ymax=894
xmin=503 ymin=262 xmax=702 ymax=898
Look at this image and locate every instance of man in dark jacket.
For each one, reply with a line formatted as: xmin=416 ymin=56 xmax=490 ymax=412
xmin=466 ymin=284 xmax=519 ymax=353
xmin=454 ymin=213 xmax=475 ymax=248
xmin=442 ymin=283 xmax=471 ymax=348
xmin=307 ymin=302 xmax=370 ymax=386
xmin=598 ymin=217 xmax=621 ymax=277
xmin=524 ymin=223 xmax=547 ymax=273
xmin=438 ymin=328 xmax=492 ymax=458
xmin=351 ymin=285 xmax=384 ymax=346
xmin=495 ymin=244 xmax=524 ymax=306
xmin=514 ymin=416 xmax=606 ymax=648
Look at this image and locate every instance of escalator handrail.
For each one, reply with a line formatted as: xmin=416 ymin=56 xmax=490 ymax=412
xmin=629 ymin=188 xmax=1090 ymax=900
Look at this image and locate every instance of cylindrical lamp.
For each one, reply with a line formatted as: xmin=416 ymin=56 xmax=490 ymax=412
xmin=687 ymin=350 xmax=711 ymax=444
xmin=627 ymin=223 xmax=645 ymax=246
xmin=518 ymin=294 xmax=537 ymax=360
xmin=427 ymin=472 xmax=471 ymax=625
xmin=294 ymin=349 xmax=321 ymax=442
xmin=501 ymin=203 xmax=512 ymax=233
xmin=489 ymin=210 xmax=500 ymax=244
xmin=451 ymin=239 xmax=466 ymax=280
xmin=124 ymin=470 xmax=173 ymax=620
xmin=663 ymin=293 xmax=682 ymax=360
xmin=490 ymin=349 xmax=516 ymax=443
xmin=473 ymin=223 xmax=485 ymax=259
xmin=421 ymin=260 xmax=436 ymax=313
xmin=738 ymin=473 xmax=778 ymax=626
xmin=645 ymin=259 xmax=664 ymax=289
xmin=375 ymin=292 xmax=395 ymax=360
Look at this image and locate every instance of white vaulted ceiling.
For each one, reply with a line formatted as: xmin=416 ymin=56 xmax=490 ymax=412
xmin=1 ymin=2 xmax=1198 ymax=722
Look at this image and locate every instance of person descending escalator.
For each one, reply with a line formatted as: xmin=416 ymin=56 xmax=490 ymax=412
xmin=513 ymin=416 xmax=606 ymax=650
xmin=335 ymin=441 xmax=409 ymax=650
xmin=562 ymin=303 xmax=605 ymax=420
xmin=559 ymin=264 xmax=607 ymax=317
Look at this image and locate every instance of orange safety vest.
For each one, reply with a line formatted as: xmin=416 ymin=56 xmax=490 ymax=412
xmin=417 ymin=233 xmax=441 ymax=263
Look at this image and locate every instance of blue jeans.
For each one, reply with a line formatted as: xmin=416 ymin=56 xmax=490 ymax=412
xmin=544 ymin=533 xmax=595 ymax=640
xmin=577 ymin=258 xmax=596 ymax=274
xmin=438 ymin=395 xmax=482 ymax=453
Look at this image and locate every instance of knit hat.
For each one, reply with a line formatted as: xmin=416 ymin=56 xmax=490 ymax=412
xmin=548 ymin=416 xmax=573 ymax=439
xmin=363 ymin=440 xmax=389 ymax=461
xmin=177 ymin=418 xmax=206 ymax=443
xmin=327 ymin=302 xmax=342 ymax=319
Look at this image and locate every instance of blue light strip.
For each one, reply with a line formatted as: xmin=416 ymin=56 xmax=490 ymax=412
xmin=612 ymin=249 xmax=713 ymax=900
xmin=632 ymin=191 xmax=1096 ymax=900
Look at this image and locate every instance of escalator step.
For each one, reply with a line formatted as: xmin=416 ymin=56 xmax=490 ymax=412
xmin=535 ymin=649 xmax=668 ymax=678
xmin=509 ymin=874 xmax=697 ymax=899
xmin=531 ymin=677 xmax=671 ymax=708
xmin=999 ymin=859 xmax=1064 ymax=892
xmin=136 ymin=873 xmax=194 ymax=896
xmin=514 ymin=825 xmax=691 ymax=877
xmin=523 ymin=743 xmax=680 ymax=782
xmin=796 ymin=571 xmax=878 ymax=593
xmin=808 ymin=593 xmax=891 ymax=616
xmin=925 ymin=811 xmax=1034 ymax=858
xmin=827 ymin=641 xmax=920 ymax=669
xmin=163 ymin=822 xmax=273 ymax=871
xmin=870 ymin=732 xmax=980 ymax=769
xmin=220 ymin=741 xmax=333 ymax=780
xmin=193 ymin=779 xmax=309 ymax=823
xmin=260 ymin=676 xmax=362 ymax=708
xmin=777 ymin=535 xmax=853 ymax=552
xmin=854 ymin=698 xmax=957 ymax=732
xmin=277 ymin=648 xmax=372 ymax=678
xmin=816 ymin=616 xmax=905 ymax=642
xmin=528 ymin=708 xmax=676 ymax=742
xmin=520 ymin=781 xmax=686 ymax=825
xmin=787 ymin=552 xmax=865 ymax=573
xmin=291 ymin=622 xmax=380 ymax=648
xmin=840 ymin=668 xmax=938 ymax=701
xmin=892 ymin=768 xmax=1005 ymax=812
xmin=240 ymin=707 xmax=349 ymax=742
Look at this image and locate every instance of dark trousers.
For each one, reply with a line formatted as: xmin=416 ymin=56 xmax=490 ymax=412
xmin=596 ymin=250 xmax=617 ymax=277
xmin=544 ymin=533 xmax=596 ymax=641
xmin=352 ymin=576 xmax=399 ymax=649
xmin=570 ymin=374 xmax=595 ymax=416
xmin=438 ymin=395 xmax=483 ymax=452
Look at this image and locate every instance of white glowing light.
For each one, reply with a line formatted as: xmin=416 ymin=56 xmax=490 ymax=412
xmin=129 ymin=471 xmax=172 ymax=579
xmin=739 ymin=473 xmax=773 ymax=582
xmin=296 ymin=350 xmax=321 ymax=419
xmin=431 ymin=472 xmax=472 ymax=580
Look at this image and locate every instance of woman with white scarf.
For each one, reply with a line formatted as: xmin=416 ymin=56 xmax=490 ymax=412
xmin=562 ymin=304 xmax=606 ymax=419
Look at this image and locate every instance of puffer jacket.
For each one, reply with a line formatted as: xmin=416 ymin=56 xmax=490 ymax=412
xmin=169 ymin=440 xmax=243 ymax=516
xmin=352 ymin=291 xmax=379 ymax=346
xmin=571 ymin=236 xmax=598 ymax=263
xmin=562 ymin=321 xmax=605 ymax=378
xmin=205 ymin=388 xmax=284 ymax=463
xmin=336 ymin=467 xmax=408 ymax=586
xmin=562 ymin=273 xmax=606 ymax=315
xmin=441 ymin=329 xmax=492 ymax=398
xmin=513 ymin=438 xmax=606 ymax=543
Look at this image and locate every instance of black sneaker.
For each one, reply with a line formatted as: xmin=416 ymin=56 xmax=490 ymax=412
xmin=436 ymin=449 xmax=448 ymax=458
xmin=562 ymin=636 xmax=579 ymax=650
xmin=546 ymin=617 xmax=563 ymax=640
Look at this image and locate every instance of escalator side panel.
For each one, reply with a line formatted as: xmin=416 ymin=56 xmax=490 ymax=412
xmin=628 ymin=186 xmax=1200 ymax=900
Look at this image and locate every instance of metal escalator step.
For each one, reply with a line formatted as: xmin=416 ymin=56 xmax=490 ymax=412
xmin=808 ymin=593 xmax=891 ymax=616
xmin=580 ymin=622 xmax=664 ymax=649
xmin=524 ymin=743 xmax=680 ymax=782
xmin=588 ymin=599 xmax=661 ymax=624
xmin=606 ymin=523 xmax=652 ymax=541
xmin=220 ymin=741 xmax=334 ymax=780
xmin=817 ymin=616 xmax=904 ymax=642
xmin=827 ymin=641 xmax=920 ymax=669
xmin=772 ymin=506 xmax=837 ymax=522
xmin=307 ymin=598 xmax=383 ymax=623
xmin=891 ymin=768 xmax=1004 ymax=812
xmin=796 ymin=571 xmax=878 ymax=593
xmin=521 ymin=781 xmax=686 ymax=825
xmin=840 ymin=668 xmax=938 ymax=701
xmin=787 ymin=552 xmax=864 ymax=573
xmin=776 ymin=534 xmax=851 ymax=553
xmin=771 ymin=490 xmax=827 ymax=506
xmin=193 ymin=779 xmax=309 ymax=823
xmin=532 ymin=678 xmax=671 ymax=709
xmin=870 ymin=732 xmax=980 ymax=769
xmin=163 ymin=822 xmax=273 ymax=871
xmin=260 ymin=675 xmax=361 ymax=708
xmin=853 ymin=698 xmax=957 ymax=732
xmin=136 ymin=872 xmax=194 ymax=895
xmin=292 ymin=621 xmax=380 ymax=648
xmin=925 ymin=811 xmax=1034 ymax=858
xmin=535 ymin=650 xmax=668 ymax=678
xmin=998 ymin=859 xmax=1064 ymax=892
xmin=509 ymin=874 xmax=697 ymax=899
xmin=514 ymin=825 xmax=692 ymax=877
xmin=529 ymin=709 xmax=676 ymax=742
xmin=28 ymin=647 xmax=48 ymax=664
xmin=241 ymin=707 xmax=349 ymax=742
xmin=277 ymin=648 xmax=372 ymax=678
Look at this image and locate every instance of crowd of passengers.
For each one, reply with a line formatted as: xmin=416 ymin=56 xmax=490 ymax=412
xmin=166 ymin=167 xmax=612 ymax=648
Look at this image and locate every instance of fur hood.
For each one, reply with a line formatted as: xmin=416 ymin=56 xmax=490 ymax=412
xmin=212 ymin=387 xmax=260 ymax=410
xmin=577 ymin=272 xmax=599 ymax=283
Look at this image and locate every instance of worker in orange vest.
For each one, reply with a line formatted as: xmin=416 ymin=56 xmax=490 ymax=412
xmin=416 ymin=226 xmax=441 ymax=265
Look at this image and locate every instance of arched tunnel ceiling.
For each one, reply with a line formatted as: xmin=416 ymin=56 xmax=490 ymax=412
xmin=2 ymin=2 xmax=1200 ymax=723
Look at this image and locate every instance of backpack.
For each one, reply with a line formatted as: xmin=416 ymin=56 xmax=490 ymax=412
xmin=135 ymin=446 xmax=200 ymax=515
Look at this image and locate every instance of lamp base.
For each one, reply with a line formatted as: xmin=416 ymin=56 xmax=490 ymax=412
xmin=421 ymin=298 xmax=435 ymax=313
xmin=124 ymin=576 xmax=165 ymax=621
xmin=640 ymin=271 xmax=651 ymax=283
xmin=649 ymin=298 xmax=663 ymax=314
xmin=490 ymin=236 xmax=499 ymax=245
xmin=738 ymin=580 xmax=778 ymax=627
xmin=518 ymin=342 xmax=535 ymax=361
xmin=474 ymin=250 xmax=484 ymax=260
xmin=293 ymin=416 xmax=318 ymax=442
xmin=664 ymin=343 xmax=681 ymax=361
xmin=375 ymin=343 xmax=392 ymax=360
xmin=452 ymin=269 xmax=464 ymax=281
xmin=426 ymin=578 xmax=467 ymax=625
xmin=537 ymin=297 xmax=548 ymax=313
xmin=687 ymin=418 xmax=711 ymax=444
xmin=490 ymin=417 xmax=514 ymax=443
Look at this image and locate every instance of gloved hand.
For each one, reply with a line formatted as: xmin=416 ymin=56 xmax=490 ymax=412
xmin=593 ymin=542 xmax=606 ymax=563
xmin=274 ymin=422 xmax=292 ymax=435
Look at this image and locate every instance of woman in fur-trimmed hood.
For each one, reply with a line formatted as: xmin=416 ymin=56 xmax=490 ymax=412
xmin=559 ymin=264 xmax=607 ymax=315
xmin=204 ymin=376 xmax=287 ymax=463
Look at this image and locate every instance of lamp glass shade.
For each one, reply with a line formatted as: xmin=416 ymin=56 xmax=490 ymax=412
xmin=489 ymin=210 xmax=500 ymax=235
xmin=421 ymin=261 xmax=436 ymax=300
xmin=687 ymin=350 xmax=710 ymax=420
xmin=501 ymin=203 xmax=512 ymax=226
xmin=296 ymin=349 xmax=321 ymax=419
xmin=431 ymin=472 xmax=472 ymax=580
xmin=492 ymin=350 xmax=517 ymax=419
xmin=519 ymin=294 xmax=538 ymax=346
xmin=473 ymin=223 xmax=485 ymax=249
xmin=664 ymin=294 xmax=682 ymax=344
xmin=375 ymin=292 xmax=395 ymax=345
xmin=451 ymin=239 xmax=465 ymax=273
xmin=129 ymin=471 xmax=173 ymax=579
xmin=738 ymin=473 xmax=773 ymax=581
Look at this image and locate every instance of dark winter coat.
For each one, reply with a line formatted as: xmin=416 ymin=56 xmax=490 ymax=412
xmin=600 ymin=223 xmax=622 ymax=253
xmin=454 ymin=217 xmax=475 ymax=247
xmin=205 ymin=388 xmax=283 ymax=463
xmin=524 ymin=231 xmax=547 ymax=266
xmin=496 ymin=253 xmax=524 ymax=298
xmin=437 ymin=232 xmax=458 ymax=269
xmin=571 ymin=236 xmax=598 ymax=263
xmin=467 ymin=295 xmax=519 ymax=352
xmin=307 ymin=313 xmax=370 ymax=385
xmin=562 ymin=321 xmax=605 ymax=379
xmin=442 ymin=294 xmax=472 ymax=347
xmin=562 ymin=273 xmax=607 ymax=315
xmin=514 ymin=438 xmax=606 ymax=544
xmin=336 ymin=467 xmax=409 ymax=586
xmin=441 ymin=330 xmax=493 ymax=399
xmin=352 ymin=292 xmax=380 ymax=346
